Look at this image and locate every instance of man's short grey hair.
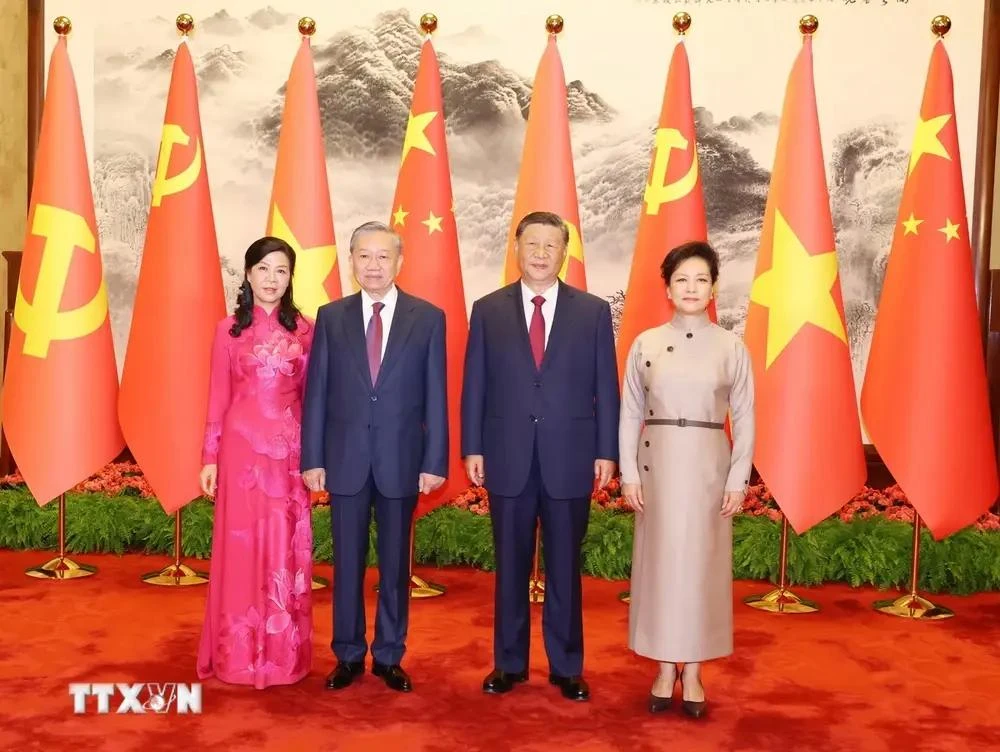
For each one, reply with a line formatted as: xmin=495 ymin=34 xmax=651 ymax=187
xmin=349 ymin=221 xmax=403 ymax=255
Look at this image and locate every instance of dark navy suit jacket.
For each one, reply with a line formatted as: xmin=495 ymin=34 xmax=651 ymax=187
xmin=461 ymin=280 xmax=620 ymax=499
xmin=301 ymin=289 xmax=448 ymax=498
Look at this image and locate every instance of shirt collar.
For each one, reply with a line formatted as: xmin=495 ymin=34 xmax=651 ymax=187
xmin=520 ymin=279 xmax=559 ymax=303
xmin=361 ymin=285 xmax=398 ymax=311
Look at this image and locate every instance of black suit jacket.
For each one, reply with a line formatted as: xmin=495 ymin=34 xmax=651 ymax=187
xmin=301 ymin=288 xmax=448 ymax=498
xmin=460 ymin=280 xmax=620 ymax=499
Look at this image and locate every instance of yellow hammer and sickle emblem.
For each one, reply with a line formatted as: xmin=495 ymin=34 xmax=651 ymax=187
xmin=151 ymin=124 xmax=202 ymax=207
xmin=14 ymin=205 xmax=109 ymax=358
xmin=643 ymin=127 xmax=699 ymax=215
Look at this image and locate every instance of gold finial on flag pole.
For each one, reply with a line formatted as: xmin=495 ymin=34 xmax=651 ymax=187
xmin=673 ymin=12 xmax=691 ymax=35
xmin=799 ymin=15 xmax=818 ymax=36
xmin=176 ymin=13 xmax=194 ymax=36
xmin=931 ymin=15 xmax=952 ymax=38
xmin=545 ymin=14 xmax=564 ymax=36
xmin=53 ymin=16 xmax=72 ymax=35
xmin=420 ymin=13 xmax=438 ymax=35
xmin=299 ymin=17 xmax=316 ymax=37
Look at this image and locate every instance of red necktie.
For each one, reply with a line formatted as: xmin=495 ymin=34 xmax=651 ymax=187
xmin=366 ymin=301 xmax=384 ymax=385
xmin=529 ymin=295 xmax=545 ymax=369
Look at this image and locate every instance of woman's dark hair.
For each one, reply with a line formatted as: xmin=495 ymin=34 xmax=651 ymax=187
xmin=660 ymin=241 xmax=720 ymax=285
xmin=229 ymin=236 xmax=301 ymax=337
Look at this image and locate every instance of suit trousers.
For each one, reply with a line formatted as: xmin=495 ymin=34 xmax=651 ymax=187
xmin=329 ymin=471 xmax=417 ymax=666
xmin=489 ymin=442 xmax=591 ymax=677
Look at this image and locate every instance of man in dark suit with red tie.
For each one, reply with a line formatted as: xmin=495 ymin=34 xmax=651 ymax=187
xmin=461 ymin=211 xmax=620 ymax=701
xmin=302 ymin=221 xmax=448 ymax=693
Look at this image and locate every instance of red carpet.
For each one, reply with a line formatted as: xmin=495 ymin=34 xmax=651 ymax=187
xmin=2 ymin=550 xmax=999 ymax=751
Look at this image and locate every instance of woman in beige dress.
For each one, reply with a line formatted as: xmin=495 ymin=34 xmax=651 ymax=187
xmin=619 ymin=241 xmax=755 ymax=718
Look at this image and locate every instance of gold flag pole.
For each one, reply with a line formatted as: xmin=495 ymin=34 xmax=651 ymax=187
xmin=142 ymin=508 xmax=209 ymax=586
xmin=26 ymin=493 xmax=98 ymax=579
xmin=528 ymin=521 xmax=544 ymax=604
xmin=744 ymin=513 xmax=818 ymax=613
xmin=873 ymin=513 xmax=953 ymax=619
xmin=298 ymin=14 xmax=328 ymax=592
xmin=618 ymin=11 xmax=693 ymax=609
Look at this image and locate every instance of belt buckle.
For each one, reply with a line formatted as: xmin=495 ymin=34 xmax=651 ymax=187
xmin=677 ymin=418 xmax=687 ymax=427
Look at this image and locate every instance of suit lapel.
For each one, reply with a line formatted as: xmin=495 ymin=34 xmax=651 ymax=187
xmin=541 ymin=280 xmax=574 ymax=372
xmin=375 ymin=289 xmax=418 ymax=388
xmin=342 ymin=293 xmax=372 ymax=388
xmin=508 ymin=283 xmax=538 ymax=372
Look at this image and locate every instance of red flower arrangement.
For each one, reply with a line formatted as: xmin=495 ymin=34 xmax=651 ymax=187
xmin=2 ymin=462 xmax=998 ymax=533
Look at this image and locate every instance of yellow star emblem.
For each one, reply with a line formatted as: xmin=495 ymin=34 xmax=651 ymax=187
xmin=422 ymin=210 xmax=443 ymax=235
xmin=401 ymin=110 xmax=437 ymax=165
xmin=558 ymin=221 xmax=584 ymax=280
xmin=392 ymin=205 xmax=408 ymax=228
xmin=268 ymin=203 xmax=337 ymax=319
xmin=939 ymin=218 xmax=960 ymax=242
xmin=902 ymin=213 xmax=923 ymax=235
xmin=907 ymin=113 xmax=951 ymax=176
xmin=750 ymin=209 xmax=847 ymax=369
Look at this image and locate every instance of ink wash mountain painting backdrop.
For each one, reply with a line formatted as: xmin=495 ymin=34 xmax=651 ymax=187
xmin=49 ymin=0 xmax=986 ymax=442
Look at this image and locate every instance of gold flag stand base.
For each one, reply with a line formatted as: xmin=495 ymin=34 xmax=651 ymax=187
xmin=142 ymin=510 xmax=208 ymax=587
xmin=529 ymin=522 xmax=544 ymax=604
xmin=26 ymin=494 xmax=97 ymax=580
xmin=873 ymin=515 xmax=953 ymax=620
xmin=375 ymin=519 xmax=447 ymax=599
xmin=410 ymin=574 xmax=446 ymax=598
xmin=142 ymin=562 xmax=209 ymax=587
xmin=26 ymin=555 xmax=97 ymax=580
xmin=743 ymin=515 xmax=819 ymax=614
xmin=744 ymin=587 xmax=819 ymax=614
xmin=873 ymin=593 xmax=953 ymax=620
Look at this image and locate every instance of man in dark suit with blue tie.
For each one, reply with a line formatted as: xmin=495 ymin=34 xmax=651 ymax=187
xmin=461 ymin=211 xmax=620 ymax=701
xmin=302 ymin=220 xmax=448 ymax=694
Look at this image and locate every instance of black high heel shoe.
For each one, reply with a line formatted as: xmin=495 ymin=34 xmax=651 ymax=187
xmin=679 ymin=675 xmax=707 ymax=718
xmin=647 ymin=671 xmax=677 ymax=713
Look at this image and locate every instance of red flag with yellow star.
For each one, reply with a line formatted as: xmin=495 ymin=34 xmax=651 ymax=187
xmin=390 ymin=35 xmax=469 ymax=514
xmin=617 ymin=40 xmax=715 ymax=385
xmin=1 ymin=35 xmax=124 ymax=506
xmin=861 ymin=41 xmax=998 ymax=539
xmin=265 ymin=35 xmax=341 ymax=317
xmin=118 ymin=40 xmax=227 ymax=513
xmin=502 ymin=34 xmax=586 ymax=289
xmin=743 ymin=34 xmax=865 ymax=533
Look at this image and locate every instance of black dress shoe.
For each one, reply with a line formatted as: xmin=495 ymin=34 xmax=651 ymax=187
xmin=372 ymin=661 xmax=412 ymax=693
xmin=325 ymin=661 xmax=364 ymax=690
xmin=548 ymin=673 xmax=590 ymax=701
xmin=482 ymin=669 xmax=529 ymax=694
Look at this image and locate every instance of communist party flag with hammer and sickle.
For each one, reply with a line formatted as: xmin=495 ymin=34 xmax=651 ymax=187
xmin=616 ymin=38 xmax=714 ymax=387
xmin=1 ymin=34 xmax=124 ymax=506
xmin=264 ymin=32 xmax=342 ymax=317
xmin=390 ymin=33 xmax=469 ymax=515
xmin=743 ymin=31 xmax=865 ymax=533
xmin=861 ymin=40 xmax=998 ymax=539
xmin=502 ymin=32 xmax=587 ymax=289
xmin=118 ymin=39 xmax=226 ymax=514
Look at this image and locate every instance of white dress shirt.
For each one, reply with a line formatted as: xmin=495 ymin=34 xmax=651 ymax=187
xmin=521 ymin=280 xmax=558 ymax=347
xmin=361 ymin=285 xmax=398 ymax=361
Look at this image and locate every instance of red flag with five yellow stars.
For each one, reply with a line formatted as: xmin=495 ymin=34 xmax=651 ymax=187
xmin=502 ymin=34 xmax=586 ymax=289
xmin=1 ymin=36 xmax=124 ymax=505
xmin=861 ymin=41 xmax=998 ymax=539
xmin=390 ymin=35 xmax=469 ymax=515
xmin=616 ymin=40 xmax=715 ymax=386
xmin=265 ymin=35 xmax=341 ymax=318
xmin=743 ymin=34 xmax=865 ymax=533
xmin=118 ymin=40 xmax=226 ymax=513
